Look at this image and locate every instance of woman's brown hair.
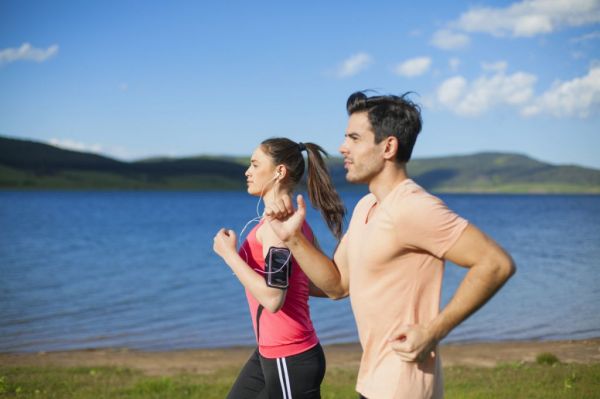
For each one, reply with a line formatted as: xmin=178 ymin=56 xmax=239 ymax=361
xmin=261 ymin=138 xmax=346 ymax=240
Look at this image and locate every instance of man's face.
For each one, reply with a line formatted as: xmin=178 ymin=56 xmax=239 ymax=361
xmin=339 ymin=111 xmax=386 ymax=184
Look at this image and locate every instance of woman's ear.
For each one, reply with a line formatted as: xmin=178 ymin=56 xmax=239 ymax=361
xmin=275 ymin=165 xmax=287 ymax=179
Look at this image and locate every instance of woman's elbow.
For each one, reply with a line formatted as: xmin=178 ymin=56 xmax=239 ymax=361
xmin=328 ymin=286 xmax=349 ymax=300
xmin=263 ymin=294 xmax=285 ymax=313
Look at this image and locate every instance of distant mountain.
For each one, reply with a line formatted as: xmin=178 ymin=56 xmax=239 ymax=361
xmin=1 ymin=135 xmax=599 ymax=193
xmin=405 ymin=153 xmax=600 ymax=193
xmin=0 ymin=136 xmax=246 ymax=189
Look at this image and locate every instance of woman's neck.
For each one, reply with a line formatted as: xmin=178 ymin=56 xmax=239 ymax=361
xmin=262 ymin=186 xmax=292 ymax=207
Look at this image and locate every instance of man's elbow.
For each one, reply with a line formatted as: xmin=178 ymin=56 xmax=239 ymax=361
xmin=496 ymin=253 xmax=516 ymax=282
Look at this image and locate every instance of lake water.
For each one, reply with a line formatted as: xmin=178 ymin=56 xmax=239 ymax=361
xmin=1 ymin=191 xmax=599 ymax=352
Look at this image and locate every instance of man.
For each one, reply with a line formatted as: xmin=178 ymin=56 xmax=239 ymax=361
xmin=265 ymin=91 xmax=516 ymax=399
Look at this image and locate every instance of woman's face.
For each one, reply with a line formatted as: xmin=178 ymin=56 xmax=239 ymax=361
xmin=245 ymin=146 xmax=278 ymax=197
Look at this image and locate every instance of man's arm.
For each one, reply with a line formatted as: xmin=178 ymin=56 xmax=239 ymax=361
xmin=284 ymin=230 xmax=349 ymax=299
xmin=390 ymin=223 xmax=516 ymax=362
xmin=265 ymin=194 xmax=350 ymax=299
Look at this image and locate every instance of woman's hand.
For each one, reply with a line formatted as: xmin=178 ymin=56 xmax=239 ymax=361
xmin=213 ymin=228 xmax=238 ymax=262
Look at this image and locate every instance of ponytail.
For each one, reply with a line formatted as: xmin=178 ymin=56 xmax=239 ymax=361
xmin=304 ymin=143 xmax=345 ymax=240
xmin=261 ymin=138 xmax=346 ymax=240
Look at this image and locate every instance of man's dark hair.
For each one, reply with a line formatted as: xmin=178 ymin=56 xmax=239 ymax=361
xmin=346 ymin=91 xmax=422 ymax=163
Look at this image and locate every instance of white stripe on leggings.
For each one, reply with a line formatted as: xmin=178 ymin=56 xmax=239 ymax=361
xmin=281 ymin=357 xmax=293 ymax=399
xmin=276 ymin=358 xmax=288 ymax=399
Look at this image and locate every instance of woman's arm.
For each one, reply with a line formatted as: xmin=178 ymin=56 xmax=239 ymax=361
xmin=214 ymin=228 xmax=286 ymax=313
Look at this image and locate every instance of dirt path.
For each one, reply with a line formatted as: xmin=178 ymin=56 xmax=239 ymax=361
xmin=1 ymin=339 xmax=598 ymax=376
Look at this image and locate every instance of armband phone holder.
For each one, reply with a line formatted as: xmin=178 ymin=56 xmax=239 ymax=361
xmin=265 ymin=246 xmax=291 ymax=289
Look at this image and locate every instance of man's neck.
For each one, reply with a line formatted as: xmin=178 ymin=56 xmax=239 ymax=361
xmin=368 ymin=162 xmax=409 ymax=203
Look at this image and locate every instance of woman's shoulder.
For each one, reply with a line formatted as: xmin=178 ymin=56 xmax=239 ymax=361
xmin=246 ymin=218 xmax=266 ymax=246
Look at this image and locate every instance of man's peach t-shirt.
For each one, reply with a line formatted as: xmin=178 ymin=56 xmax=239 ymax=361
xmin=343 ymin=179 xmax=468 ymax=399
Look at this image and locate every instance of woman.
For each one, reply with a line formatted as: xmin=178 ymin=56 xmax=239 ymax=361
xmin=213 ymin=137 xmax=345 ymax=399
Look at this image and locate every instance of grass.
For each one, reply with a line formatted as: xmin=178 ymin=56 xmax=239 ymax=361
xmin=536 ymin=352 xmax=561 ymax=365
xmin=1 ymin=362 xmax=599 ymax=399
xmin=445 ymin=362 xmax=600 ymax=399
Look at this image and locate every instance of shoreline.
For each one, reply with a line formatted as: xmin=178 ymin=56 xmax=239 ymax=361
xmin=2 ymin=338 xmax=599 ymax=376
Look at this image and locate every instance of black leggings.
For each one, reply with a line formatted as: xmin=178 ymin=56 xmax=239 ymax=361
xmin=226 ymin=343 xmax=326 ymax=399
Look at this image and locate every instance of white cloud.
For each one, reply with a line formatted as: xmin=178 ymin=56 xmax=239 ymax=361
xmin=436 ymin=66 xmax=537 ymax=116
xmin=335 ymin=52 xmax=373 ymax=78
xmin=436 ymin=63 xmax=600 ymax=118
xmin=522 ymin=66 xmax=600 ymax=117
xmin=482 ymin=61 xmax=508 ymax=73
xmin=394 ymin=57 xmax=432 ymax=77
xmin=456 ymin=0 xmax=600 ymax=37
xmin=48 ymin=138 xmax=133 ymax=160
xmin=449 ymin=57 xmax=461 ymax=72
xmin=0 ymin=43 xmax=59 ymax=66
xmin=437 ymin=76 xmax=467 ymax=105
xmin=430 ymin=29 xmax=470 ymax=50
xmin=571 ymin=30 xmax=600 ymax=43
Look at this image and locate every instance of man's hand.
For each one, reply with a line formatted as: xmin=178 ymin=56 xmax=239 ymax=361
xmin=389 ymin=324 xmax=438 ymax=363
xmin=213 ymin=228 xmax=238 ymax=262
xmin=265 ymin=194 xmax=307 ymax=242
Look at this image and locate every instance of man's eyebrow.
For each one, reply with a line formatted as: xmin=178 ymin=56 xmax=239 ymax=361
xmin=346 ymin=132 xmax=361 ymax=138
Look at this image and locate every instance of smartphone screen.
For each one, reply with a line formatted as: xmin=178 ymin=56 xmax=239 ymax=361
xmin=265 ymin=246 xmax=291 ymax=289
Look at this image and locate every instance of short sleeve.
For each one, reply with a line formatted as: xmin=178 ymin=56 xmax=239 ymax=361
xmin=393 ymin=192 xmax=468 ymax=258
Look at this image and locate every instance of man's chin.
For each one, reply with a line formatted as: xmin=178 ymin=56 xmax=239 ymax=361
xmin=345 ymin=172 xmax=366 ymax=184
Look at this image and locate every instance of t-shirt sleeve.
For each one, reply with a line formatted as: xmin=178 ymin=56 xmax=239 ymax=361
xmin=393 ymin=192 xmax=468 ymax=258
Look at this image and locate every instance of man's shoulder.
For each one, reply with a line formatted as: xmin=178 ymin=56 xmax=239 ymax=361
xmin=385 ymin=179 xmax=429 ymax=203
xmin=385 ymin=180 xmax=448 ymax=217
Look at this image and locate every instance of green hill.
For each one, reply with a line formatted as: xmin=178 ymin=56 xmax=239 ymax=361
xmin=404 ymin=153 xmax=600 ymax=193
xmin=1 ymin=135 xmax=599 ymax=193
xmin=0 ymin=136 xmax=246 ymax=189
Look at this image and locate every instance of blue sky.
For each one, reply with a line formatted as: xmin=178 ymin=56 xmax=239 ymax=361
xmin=1 ymin=0 xmax=599 ymax=168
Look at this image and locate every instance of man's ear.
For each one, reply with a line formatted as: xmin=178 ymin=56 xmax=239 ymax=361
xmin=382 ymin=136 xmax=399 ymax=161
